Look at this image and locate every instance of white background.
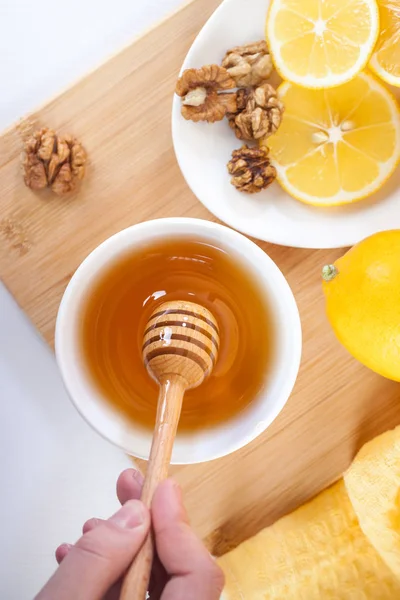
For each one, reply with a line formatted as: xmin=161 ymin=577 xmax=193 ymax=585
xmin=0 ymin=0 xmax=184 ymax=598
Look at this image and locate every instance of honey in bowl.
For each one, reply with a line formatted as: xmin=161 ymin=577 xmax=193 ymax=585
xmin=80 ymin=237 xmax=275 ymax=432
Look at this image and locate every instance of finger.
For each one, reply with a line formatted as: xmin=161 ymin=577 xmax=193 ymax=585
xmin=152 ymin=480 xmax=224 ymax=600
xmin=55 ymin=543 xmax=73 ymax=565
xmin=104 ymin=582 xmax=122 ymax=600
xmin=35 ymin=500 xmax=150 ymax=600
xmin=81 ymin=467 xmax=143 ymax=536
xmin=55 ymin=519 xmax=105 ymax=566
xmin=148 ymin=553 xmax=168 ymax=600
xmin=82 ymin=517 xmax=104 ymax=534
xmin=117 ymin=468 xmax=144 ymax=504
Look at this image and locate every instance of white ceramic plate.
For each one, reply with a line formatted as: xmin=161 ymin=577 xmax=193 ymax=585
xmin=172 ymin=0 xmax=400 ymax=249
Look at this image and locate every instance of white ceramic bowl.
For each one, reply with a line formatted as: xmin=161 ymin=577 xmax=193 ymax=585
xmin=55 ymin=218 xmax=301 ymax=463
xmin=172 ymin=0 xmax=400 ymax=249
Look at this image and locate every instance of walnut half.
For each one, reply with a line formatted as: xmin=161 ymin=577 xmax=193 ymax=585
xmin=222 ymin=40 xmax=273 ymax=87
xmin=22 ymin=128 xmax=86 ymax=196
xmin=227 ymin=83 xmax=285 ymax=141
xmin=176 ymin=65 xmax=237 ymax=123
xmin=227 ymin=145 xmax=276 ymax=194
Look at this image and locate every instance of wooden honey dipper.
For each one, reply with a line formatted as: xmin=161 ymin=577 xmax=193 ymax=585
xmin=121 ymin=300 xmax=220 ymax=600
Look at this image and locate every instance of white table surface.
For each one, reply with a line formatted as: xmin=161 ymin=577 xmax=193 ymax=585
xmin=0 ymin=0 xmax=184 ymax=597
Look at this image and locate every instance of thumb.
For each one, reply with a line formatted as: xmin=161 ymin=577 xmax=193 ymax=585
xmin=152 ymin=480 xmax=225 ymax=600
xmin=35 ymin=500 xmax=150 ymax=600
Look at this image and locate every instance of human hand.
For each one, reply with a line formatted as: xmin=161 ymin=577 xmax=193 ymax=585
xmin=35 ymin=469 xmax=224 ymax=600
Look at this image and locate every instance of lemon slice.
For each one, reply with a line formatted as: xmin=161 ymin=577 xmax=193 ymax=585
xmin=369 ymin=0 xmax=400 ymax=86
xmin=265 ymin=72 xmax=400 ymax=206
xmin=266 ymin=0 xmax=379 ymax=88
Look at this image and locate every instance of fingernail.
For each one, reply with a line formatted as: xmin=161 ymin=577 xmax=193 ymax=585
xmin=132 ymin=469 xmax=144 ymax=485
xmin=109 ymin=500 xmax=146 ymax=529
xmin=55 ymin=543 xmax=72 ymax=563
xmin=170 ymin=480 xmax=190 ymax=523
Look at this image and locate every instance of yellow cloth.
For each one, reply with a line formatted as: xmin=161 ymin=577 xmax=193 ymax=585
xmin=218 ymin=426 xmax=400 ymax=599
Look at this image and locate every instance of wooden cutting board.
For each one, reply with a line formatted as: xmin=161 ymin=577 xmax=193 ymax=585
xmin=1 ymin=0 xmax=400 ymax=556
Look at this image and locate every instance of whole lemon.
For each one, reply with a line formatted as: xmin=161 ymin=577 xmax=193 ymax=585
xmin=322 ymin=230 xmax=400 ymax=382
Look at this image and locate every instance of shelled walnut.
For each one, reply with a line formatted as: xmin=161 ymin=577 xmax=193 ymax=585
xmin=227 ymin=83 xmax=285 ymax=141
xmin=22 ymin=128 xmax=86 ymax=195
xmin=176 ymin=65 xmax=237 ymax=122
xmin=222 ymin=40 xmax=273 ymax=87
xmin=175 ymin=40 xmax=284 ymax=195
xmin=227 ymin=145 xmax=276 ymax=193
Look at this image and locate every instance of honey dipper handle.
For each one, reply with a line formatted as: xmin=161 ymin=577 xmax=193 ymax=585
xmin=120 ymin=376 xmax=186 ymax=600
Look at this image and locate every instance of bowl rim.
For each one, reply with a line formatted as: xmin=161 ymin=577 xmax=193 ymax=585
xmin=55 ymin=217 xmax=302 ymax=463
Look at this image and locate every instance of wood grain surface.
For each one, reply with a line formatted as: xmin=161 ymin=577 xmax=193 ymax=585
xmin=1 ymin=0 xmax=399 ymax=556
